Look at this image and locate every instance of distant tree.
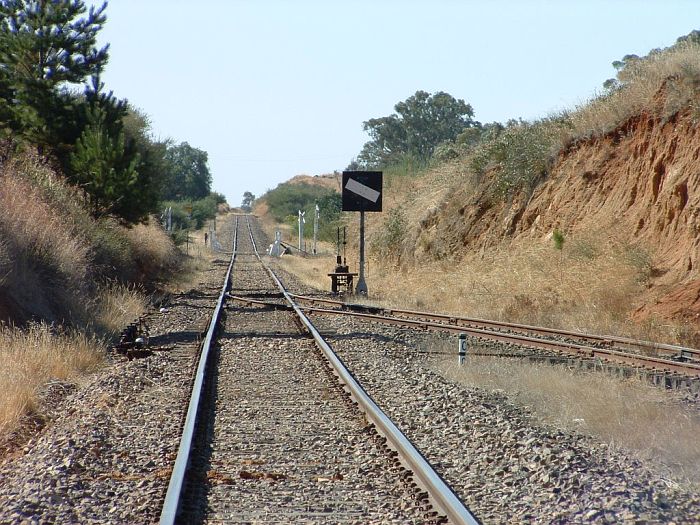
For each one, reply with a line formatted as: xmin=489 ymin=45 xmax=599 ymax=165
xmin=120 ymin=104 xmax=168 ymax=216
xmin=263 ymin=182 xmax=335 ymax=222
xmin=314 ymin=192 xmax=342 ymax=241
xmin=0 ymin=0 xmax=109 ymax=145
xmin=357 ymin=90 xmax=477 ymax=167
xmin=241 ymin=191 xmax=255 ymax=211
xmin=604 ymin=29 xmax=700 ymax=90
xmin=162 ymin=142 xmax=212 ymax=200
xmin=345 ymin=158 xmax=361 ymax=171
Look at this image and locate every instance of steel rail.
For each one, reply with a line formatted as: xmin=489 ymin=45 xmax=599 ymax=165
xmin=228 ymin=294 xmax=700 ymax=376
xmin=159 ymin=217 xmax=239 ymax=525
xmin=244 ymin=216 xmax=479 ymax=525
xmin=301 ymin=306 xmax=700 ymax=377
xmin=290 ymin=294 xmax=700 ymax=362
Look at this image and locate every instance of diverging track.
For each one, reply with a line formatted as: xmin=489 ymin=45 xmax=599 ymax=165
xmin=168 ymin=216 xmax=476 ymax=524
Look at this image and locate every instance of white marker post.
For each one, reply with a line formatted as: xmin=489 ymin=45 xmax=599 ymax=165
xmin=313 ymin=204 xmax=319 ymax=255
xmin=298 ymin=210 xmax=305 ymax=252
xmin=458 ymin=333 xmax=467 ymax=365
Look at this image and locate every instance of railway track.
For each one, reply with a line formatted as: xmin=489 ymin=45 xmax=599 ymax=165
xmin=229 ymin=293 xmax=700 ymax=382
xmin=162 ymin=215 xmax=478 ymax=524
xmin=2 ymin=213 xmax=698 ymax=524
xmin=293 ymin=294 xmax=700 ymax=361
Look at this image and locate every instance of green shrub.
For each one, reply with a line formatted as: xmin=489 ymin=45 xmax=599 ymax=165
xmin=469 ymin=118 xmax=569 ymax=198
xmin=161 ymin=193 xmax=220 ymax=231
xmin=553 ymin=229 xmax=565 ymax=251
xmin=262 ymin=181 xmax=337 ymax=223
xmin=371 ymin=206 xmax=408 ymax=261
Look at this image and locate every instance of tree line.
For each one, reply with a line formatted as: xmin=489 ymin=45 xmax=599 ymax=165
xmin=353 ymin=29 xmax=700 ymax=176
xmin=0 ymin=0 xmax=220 ymax=224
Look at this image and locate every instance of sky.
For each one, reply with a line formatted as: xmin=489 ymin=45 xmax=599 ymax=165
xmin=91 ymin=1 xmax=700 ymax=206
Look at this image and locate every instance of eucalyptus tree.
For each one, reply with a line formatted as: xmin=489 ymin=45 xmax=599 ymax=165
xmin=357 ymin=90 xmax=477 ymax=167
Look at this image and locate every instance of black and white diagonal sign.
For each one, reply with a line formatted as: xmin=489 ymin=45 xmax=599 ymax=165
xmin=342 ymin=171 xmax=383 ymax=212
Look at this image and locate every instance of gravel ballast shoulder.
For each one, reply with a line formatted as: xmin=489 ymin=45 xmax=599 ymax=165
xmin=306 ymin=314 xmax=700 ymax=523
xmin=0 ymin=251 xmax=231 ymax=524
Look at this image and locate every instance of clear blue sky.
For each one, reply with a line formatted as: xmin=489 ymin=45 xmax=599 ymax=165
xmin=92 ymin=1 xmax=699 ymax=206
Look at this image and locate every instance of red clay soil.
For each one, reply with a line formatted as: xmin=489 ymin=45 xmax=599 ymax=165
xmin=517 ymin=110 xmax=700 ymax=323
xmin=634 ymin=279 xmax=700 ymax=323
xmin=418 ymin=108 xmax=700 ymax=326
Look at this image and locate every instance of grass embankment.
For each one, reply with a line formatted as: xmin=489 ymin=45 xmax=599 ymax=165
xmin=368 ymin=40 xmax=700 ymax=345
xmin=0 ymin=148 xmax=184 ymax=437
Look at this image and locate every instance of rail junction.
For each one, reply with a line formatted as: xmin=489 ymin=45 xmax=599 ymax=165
xmin=160 ymin=215 xmax=478 ymax=524
xmin=228 ymin=292 xmax=700 ymax=389
xmin=157 ymin=214 xmax=700 ymax=523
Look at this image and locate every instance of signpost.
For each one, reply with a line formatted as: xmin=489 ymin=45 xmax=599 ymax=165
xmin=342 ymin=171 xmax=383 ymax=295
xmin=298 ymin=210 xmax=305 ymax=251
xmin=313 ymin=204 xmax=320 ymax=255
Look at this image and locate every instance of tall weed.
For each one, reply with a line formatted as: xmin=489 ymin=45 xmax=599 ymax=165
xmin=469 ymin=118 xmax=570 ymax=198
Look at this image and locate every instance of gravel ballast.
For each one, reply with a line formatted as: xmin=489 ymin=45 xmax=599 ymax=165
xmin=1 ymin=214 xmax=698 ymax=524
xmin=0 ymin=248 xmax=232 ymax=523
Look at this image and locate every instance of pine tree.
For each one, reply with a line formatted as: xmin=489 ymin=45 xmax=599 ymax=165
xmin=69 ymin=102 xmax=142 ymax=221
xmin=0 ymin=0 xmax=109 ymax=144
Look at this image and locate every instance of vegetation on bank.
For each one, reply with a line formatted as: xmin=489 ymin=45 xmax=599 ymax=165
xmin=357 ymin=32 xmax=700 ymax=260
xmin=343 ymin=30 xmax=699 ymax=347
xmin=0 ymin=0 xmax=223 ymax=325
xmin=263 ymin=32 xmax=700 ymax=261
xmin=260 ymin=181 xmax=342 ymax=244
xmin=0 ymin=1 xmax=222 ymax=224
xmin=0 ymin=1 xmax=224 ymax=436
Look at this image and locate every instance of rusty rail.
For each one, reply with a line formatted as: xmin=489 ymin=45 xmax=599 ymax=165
xmin=290 ymin=294 xmax=700 ymax=364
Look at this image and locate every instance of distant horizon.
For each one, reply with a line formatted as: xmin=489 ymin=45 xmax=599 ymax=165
xmin=92 ymin=1 xmax=700 ymax=205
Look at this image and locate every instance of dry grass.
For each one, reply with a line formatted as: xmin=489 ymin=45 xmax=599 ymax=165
xmin=123 ymin=219 xmax=180 ymax=279
xmin=433 ymin=352 xmax=700 ymax=485
xmin=158 ymin=217 xmax=229 ymax=294
xmin=0 ymin=323 xmax=105 ymax=436
xmin=276 ymin=210 xmax=696 ymax=346
xmin=0 ymin=165 xmax=90 ymax=288
xmin=570 ymin=41 xmax=700 ymax=139
xmin=93 ymin=283 xmax=148 ymax=336
xmin=357 ymin=233 xmax=659 ymax=338
xmin=272 ymin=240 xmax=338 ymax=290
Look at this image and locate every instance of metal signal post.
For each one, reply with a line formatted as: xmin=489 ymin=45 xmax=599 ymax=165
xmin=356 ymin=211 xmax=368 ymax=295
xmin=341 ymin=171 xmax=382 ymax=296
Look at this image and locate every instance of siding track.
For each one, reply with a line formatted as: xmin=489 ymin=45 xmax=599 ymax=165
xmin=239 ymin=294 xmax=700 ymax=381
